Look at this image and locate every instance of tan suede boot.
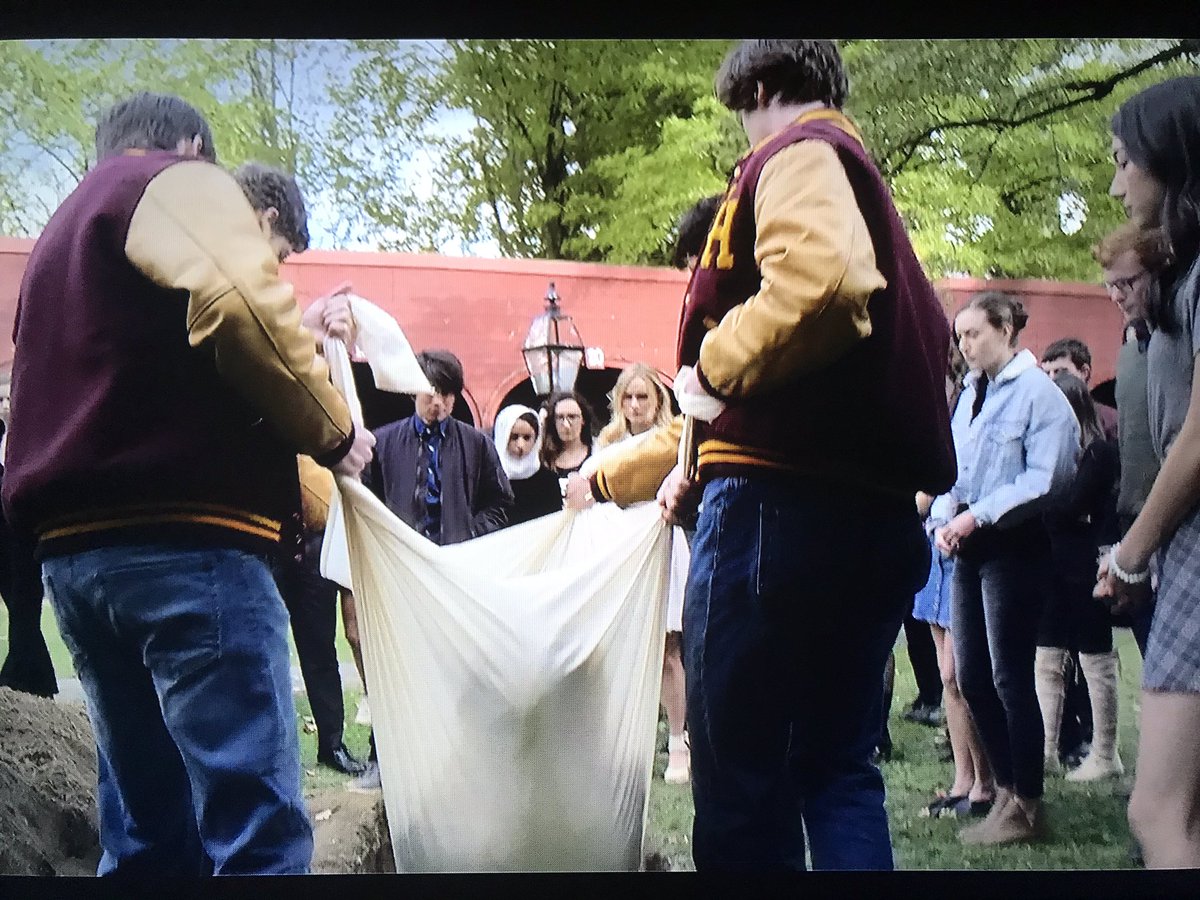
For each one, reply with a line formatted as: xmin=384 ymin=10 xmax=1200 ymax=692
xmin=1067 ymin=650 xmax=1125 ymax=782
xmin=958 ymin=786 xmax=1014 ymax=844
xmin=1034 ymin=647 xmax=1069 ymax=773
xmin=963 ymin=795 xmax=1048 ymax=846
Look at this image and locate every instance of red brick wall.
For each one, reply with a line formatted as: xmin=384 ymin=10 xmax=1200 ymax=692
xmin=0 ymin=237 xmax=1125 ymax=426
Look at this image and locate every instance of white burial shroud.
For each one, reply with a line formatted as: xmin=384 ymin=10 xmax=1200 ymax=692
xmin=319 ymin=296 xmax=673 ymax=872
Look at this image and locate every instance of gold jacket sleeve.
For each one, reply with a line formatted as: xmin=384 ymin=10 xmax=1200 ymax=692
xmin=590 ymin=416 xmax=683 ymax=507
xmin=697 ymin=141 xmax=886 ymax=399
xmin=298 ymin=454 xmax=335 ymax=532
xmin=124 ymin=160 xmax=353 ymax=458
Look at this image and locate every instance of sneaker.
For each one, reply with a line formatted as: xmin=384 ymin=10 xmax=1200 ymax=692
xmin=664 ymin=733 xmax=690 ymax=785
xmin=1065 ymin=751 xmax=1124 ymax=782
xmin=347 ymin=761 xmax=381 ymax=793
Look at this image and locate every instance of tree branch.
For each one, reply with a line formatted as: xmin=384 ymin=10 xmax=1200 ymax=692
xmin=882 ymin=39 xmax=1200 ymax=179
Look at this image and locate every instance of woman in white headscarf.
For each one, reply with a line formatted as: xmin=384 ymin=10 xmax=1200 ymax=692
xmin=494 ymin=404 xmax=563 ymax=527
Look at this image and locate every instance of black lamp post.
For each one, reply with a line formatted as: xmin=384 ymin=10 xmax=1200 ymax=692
xmin=521 ymin=282 xmax=585 ymax=397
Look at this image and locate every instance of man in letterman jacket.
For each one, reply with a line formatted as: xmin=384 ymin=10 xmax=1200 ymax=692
xmin=1 ymin=93 xmax=374 ymax=876
xmin=567 ymin=41 xmax=956 ymax=870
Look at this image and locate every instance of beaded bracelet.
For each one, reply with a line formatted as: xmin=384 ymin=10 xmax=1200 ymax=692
xmin=1108 ymin=543 xmax=1150 ymax=585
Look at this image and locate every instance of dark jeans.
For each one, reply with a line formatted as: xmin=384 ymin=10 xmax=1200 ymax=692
xmin=952 ymin=519 xmax=1050 ymax=800
xmin=275 ymin=534 xmax=346 ymax=755
xmin=42 ymin=544 xmax=313 ymax=876
xmin=683 ymin=475 xmax=928 ymax=871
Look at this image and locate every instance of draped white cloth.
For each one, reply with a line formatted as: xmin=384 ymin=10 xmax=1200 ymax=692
xmin=318 ymin=298 xmax=673 ymax=872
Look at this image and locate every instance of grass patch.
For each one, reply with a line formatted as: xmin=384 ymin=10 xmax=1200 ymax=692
xmin=7 ymin=597 xmax=1143 ymax=870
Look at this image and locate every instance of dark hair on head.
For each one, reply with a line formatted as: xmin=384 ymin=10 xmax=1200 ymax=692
xmin=958 ymin=292 xmax=1029 ymax=347
xmin=946 ymin=337 xmax=969 ymax=413
xmin=1112 ymin=76 xmax=1200 ymax=332
xmin=517 ymin=411 xmax=540 ymax=436
xmin=715 ymin=40 xmax=848 ymax=113
xmin=95 ymin=92 xmax=216 ymax=163
xmin=1092 ymin=221 xmax=1170 ymax=271
xmin=416 ymin=349 xmax=464 ymax=396
xmin=538 ymin=390 xmax=596 ymax=468
xmin=232 ymin=162 xmax=311 ymax=254
xmin=672 ymin=194 xmax=723 ymax=269
xmin=1041 ymin=337 xmax=1092 ymax=372
xmin=1052 ymin=371 xmax=1104 ymax=449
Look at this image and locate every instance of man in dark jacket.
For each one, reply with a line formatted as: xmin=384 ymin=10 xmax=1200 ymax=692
xmin=369 ymin=350 xmax=513 ymax=544
xmin=349 ymin=348 xmax=512 ymax=790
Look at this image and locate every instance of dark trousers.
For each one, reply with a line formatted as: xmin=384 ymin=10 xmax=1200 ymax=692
xmin=952 ymin=519 xmax=1050 ymax=800
xmin=0 ymin=526 xmax=57 ymax=698
xmin=903 ymin=612 xmax=943 ymax=707
xmin=276 ymin=535 xmax=345 ymax=756
xmin=683 ymin=475 xmax=928 ymax=871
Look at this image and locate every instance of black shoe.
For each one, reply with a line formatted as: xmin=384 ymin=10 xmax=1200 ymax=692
xmin=902 ymin=702 xmax=945 ymax=727
xmin=318 ymin=742 xmax=368 ymax=775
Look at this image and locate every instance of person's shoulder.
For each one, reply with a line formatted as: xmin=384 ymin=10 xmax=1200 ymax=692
xmin=374 ymin=416 xmax=413 ymax=443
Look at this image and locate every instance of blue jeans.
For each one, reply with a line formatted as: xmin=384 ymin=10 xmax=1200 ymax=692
xmin=42 ymin=544 xmax=313 ymax=876
xmin=951 ymin=520 xmax=1049 ymax=800
xmin=683 ymin=475 xmax=928 ymax=871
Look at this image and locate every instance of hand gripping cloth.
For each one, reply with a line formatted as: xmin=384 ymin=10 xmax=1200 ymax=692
xmin=319 ymin=297 xmax=671 ymax=872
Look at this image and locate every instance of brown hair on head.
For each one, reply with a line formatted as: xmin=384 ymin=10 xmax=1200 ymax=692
xmin=1091 ymin=221 xmax=1170 ymax=272
xmin=958 ymin=292 xmax=1029 ymax=348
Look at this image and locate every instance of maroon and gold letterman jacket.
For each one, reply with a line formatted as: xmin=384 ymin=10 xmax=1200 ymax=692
xmin=589 ymin=108 xmax=955 ymax=504
xmin=2 ymin=151 xmax=355 ymax=558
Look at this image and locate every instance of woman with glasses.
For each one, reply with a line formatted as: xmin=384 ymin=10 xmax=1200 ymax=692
xmin=1096 ymin=75 xmax=1200 ymax=868
xmin=539 ymin=391 xmax=597 ymax=487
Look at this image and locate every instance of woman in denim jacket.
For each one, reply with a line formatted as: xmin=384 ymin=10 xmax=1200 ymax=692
xmin=929 ymin=292 xmax=1080 ymax=846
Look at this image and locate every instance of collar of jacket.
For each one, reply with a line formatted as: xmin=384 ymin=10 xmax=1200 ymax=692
xmin=965 ymin=348 xmax=1038 ymax=389
xmin=414 ymin=416 xmax=450 ymax=440
xmin=743 ymin=107 xmax=865 ymax=159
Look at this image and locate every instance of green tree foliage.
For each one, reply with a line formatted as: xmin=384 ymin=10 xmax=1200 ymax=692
xmin=0 ymin=39 xmax=358 ymax=238
xmin=333 ymin=39 xmax=737 ymax=260
xmin=2 ymin=38 xmax=1197 ymax=280
xmin=843 ymin=38 xmax=1200 ymax=279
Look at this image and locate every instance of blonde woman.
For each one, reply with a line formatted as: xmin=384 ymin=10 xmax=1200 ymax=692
xmin=595 ymin=363 xmax=691 ymax=784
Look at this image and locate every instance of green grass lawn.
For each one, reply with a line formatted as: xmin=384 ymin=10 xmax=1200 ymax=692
xmin=5 ymin=601 xmax=1142 ymax=870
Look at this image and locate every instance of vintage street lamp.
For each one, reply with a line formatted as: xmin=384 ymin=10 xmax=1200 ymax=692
xmin=522 ymin=281 xmax=585 ymax=397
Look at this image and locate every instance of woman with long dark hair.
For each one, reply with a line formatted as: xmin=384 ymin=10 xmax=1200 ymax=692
xmin=539 ymin=390 xmax=597 ymax=483
xmin=1096 ymin=75 xmax=1200 ymax=867
xmin=1036 ymin=372 xmax=1122 ymax=782
xmin=929 ymin=292 xmax=1080 ymax=845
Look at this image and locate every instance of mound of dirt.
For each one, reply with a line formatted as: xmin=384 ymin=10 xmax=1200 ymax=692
xmin=307 ymin=789 xmax=394 ymax=874
xmin=0 ymin=687 xmax=100 ymax=876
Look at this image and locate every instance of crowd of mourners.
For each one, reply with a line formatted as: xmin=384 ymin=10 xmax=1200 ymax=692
xmin=0 ymin=39 xmax=1198 ymax=875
